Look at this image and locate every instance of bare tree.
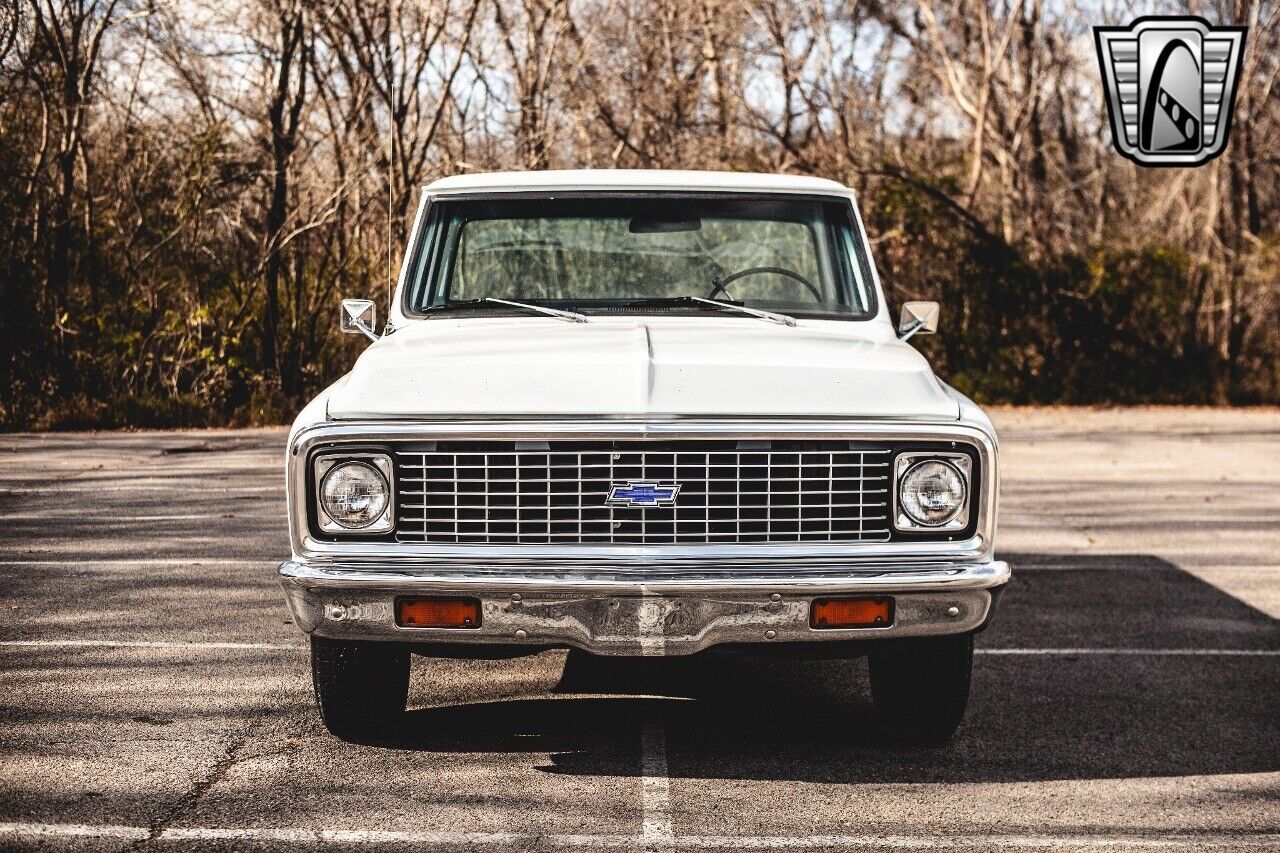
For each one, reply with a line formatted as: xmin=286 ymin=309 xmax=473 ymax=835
xmin=26 ymin=0 xmax=122 ymax=306
xmin=2 ymin=0 xmax=1279 ymax=426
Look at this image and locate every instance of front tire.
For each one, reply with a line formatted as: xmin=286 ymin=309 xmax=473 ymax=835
xmin=869 ymin=632 xmax=973 ymax=746
xmin=310 ymin=636 xmax=410 ymax=742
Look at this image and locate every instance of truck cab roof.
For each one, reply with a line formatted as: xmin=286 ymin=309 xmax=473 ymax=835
xmin=423 ymin=169 xmax=851 ymax=197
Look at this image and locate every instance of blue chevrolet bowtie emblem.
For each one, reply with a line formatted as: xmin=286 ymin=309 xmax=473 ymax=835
xmin=606 ymin=482 xmax=681 ymax=507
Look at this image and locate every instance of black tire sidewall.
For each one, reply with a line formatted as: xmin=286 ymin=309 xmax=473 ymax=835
xmin=869 ymin=632 xmax=974 ymax=745
xmin=310 ymin=636 xmax=410 ymax=742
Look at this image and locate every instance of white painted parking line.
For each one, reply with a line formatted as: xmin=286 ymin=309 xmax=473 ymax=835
xmin=977 ymin=648 xmax=1280 ymax=657
xmin=3 ymin=513 xmax=237 ymax=521
xmin=1 ymin=639 xmax=1277 ymax=656
xmin=1007 ymin=563 xmax=1280 ymax=573
xmin=0 ymin=823 xmax=149 ymax=841
xmin=2 ymin=823 xmax=1278 ymax=848
xmin=1009 ymin=564 xmax=1179 ymax=571
xmin=0 ymin=558 xmax=270 ymax=567
xmin=0 ymin=639 xmax=297 ymax=651
xmin=3 ymin=485 xmax=279 ymax=494
xmin=641 ymin=720 xmax=675 ymax=851
xmin=162 ymin=827 xmax=531 ymax=845
xmin=5 ymin=483 xmax=279 ymax=491
xmin=668 ymin=835 xmax=1280 ymax=849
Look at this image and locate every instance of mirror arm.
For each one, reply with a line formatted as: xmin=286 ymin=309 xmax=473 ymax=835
xmin=350 ymin=319 xmax=380 ymax=343
xmin=898 ymin=319 xmax=926 ymax=342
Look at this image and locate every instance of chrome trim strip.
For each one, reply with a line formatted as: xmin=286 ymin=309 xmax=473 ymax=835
xmin=279 ymin=559 xmax=1010 ymax=593
xmin=287 ymin=419 xmax=998 ymax=564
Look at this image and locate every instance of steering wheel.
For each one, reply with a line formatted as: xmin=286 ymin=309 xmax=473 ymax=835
xmin=708 ymin=266 xmax=823 ymax=302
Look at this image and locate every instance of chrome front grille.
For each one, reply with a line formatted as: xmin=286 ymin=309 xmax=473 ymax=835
xmin=395 ymin=440 xmax=891 ymax=545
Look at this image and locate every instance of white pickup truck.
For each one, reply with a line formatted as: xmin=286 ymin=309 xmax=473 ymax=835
xmin=279 ymin=170 xmax=1006 ymax=745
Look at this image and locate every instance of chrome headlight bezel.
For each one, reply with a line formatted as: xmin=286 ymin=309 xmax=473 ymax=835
xmin=892 ymin=451 xmax=972 ymax=533
xmin=314 ymin=453 xmax=395 ymax=534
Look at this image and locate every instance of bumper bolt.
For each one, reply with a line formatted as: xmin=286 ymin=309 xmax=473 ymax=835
xmin=765 ymin=630 xmax=777 ymax=640
xmin=511 ymin=593 xmax=522 ymax=602
xmin=770 ymin=593 xmax=781 ymax=602
xmin=515 ymin=629 xmax=528 ymax=639
xmin=947 ymin=606 xmax=960 ymax=617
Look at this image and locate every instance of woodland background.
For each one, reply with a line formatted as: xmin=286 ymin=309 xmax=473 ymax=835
xmin=0 ymin=0 xmax=1277 ymax=428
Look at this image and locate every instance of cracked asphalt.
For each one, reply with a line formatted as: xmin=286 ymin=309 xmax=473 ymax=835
xmin=0 ymin=407 xmax=1277 ymax=851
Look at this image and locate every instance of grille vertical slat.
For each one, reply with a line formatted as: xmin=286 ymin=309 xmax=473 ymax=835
xmin=395 ymin=440 xmax=892 ymax=545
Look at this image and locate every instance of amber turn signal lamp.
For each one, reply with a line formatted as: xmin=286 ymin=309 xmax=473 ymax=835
xmin=396 ymin=597 xmax=481 ymax=629
xmin=810 ymin=596 xmax=893 ymax=629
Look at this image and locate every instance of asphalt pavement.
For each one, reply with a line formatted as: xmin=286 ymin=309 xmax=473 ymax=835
xmin=1 ymin=408 xmax=1277 ymax=851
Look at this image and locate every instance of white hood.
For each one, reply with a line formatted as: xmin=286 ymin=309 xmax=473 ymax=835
xmin=325 ymin=316 xmax=959 ymax=421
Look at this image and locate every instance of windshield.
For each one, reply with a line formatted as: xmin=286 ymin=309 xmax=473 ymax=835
xmin=405 ymin=195 xmax=877 ymax=318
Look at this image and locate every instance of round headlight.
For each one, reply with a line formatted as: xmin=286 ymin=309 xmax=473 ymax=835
xmin=899 ymin=460 xmax=967 ymax=527
xmin=320 ymin=461 xmax=389 ymax=529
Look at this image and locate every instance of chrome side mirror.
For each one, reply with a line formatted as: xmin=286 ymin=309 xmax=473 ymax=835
xmin=897 ymin=301 xmax=939 ymax=341
xmin=340 ymin=298 xmax=379 ymax=342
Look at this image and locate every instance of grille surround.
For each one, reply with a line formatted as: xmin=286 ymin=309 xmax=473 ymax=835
xmin=394 ymin=440 xmax=892 ymax=546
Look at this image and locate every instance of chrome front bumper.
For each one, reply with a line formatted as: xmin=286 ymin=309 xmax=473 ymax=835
xmin=279 ymin=560 xmax=1010 ymax=656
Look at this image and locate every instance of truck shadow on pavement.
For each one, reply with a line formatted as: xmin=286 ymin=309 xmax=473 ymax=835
xmin=391 ymin=554 xmax=1279 ymax=784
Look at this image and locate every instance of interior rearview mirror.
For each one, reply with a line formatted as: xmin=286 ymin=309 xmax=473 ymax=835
xmin=340 ymin=299 xmax=379 ymax=342
xmin=898 ymin=301 xmax=939 ymax=341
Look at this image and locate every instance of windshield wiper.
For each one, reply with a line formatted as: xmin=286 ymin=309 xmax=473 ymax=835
xmin=422 ymin=297 xmax=588 ymax=323
xmin=624 ymin=295 xmax=796 ymax=327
